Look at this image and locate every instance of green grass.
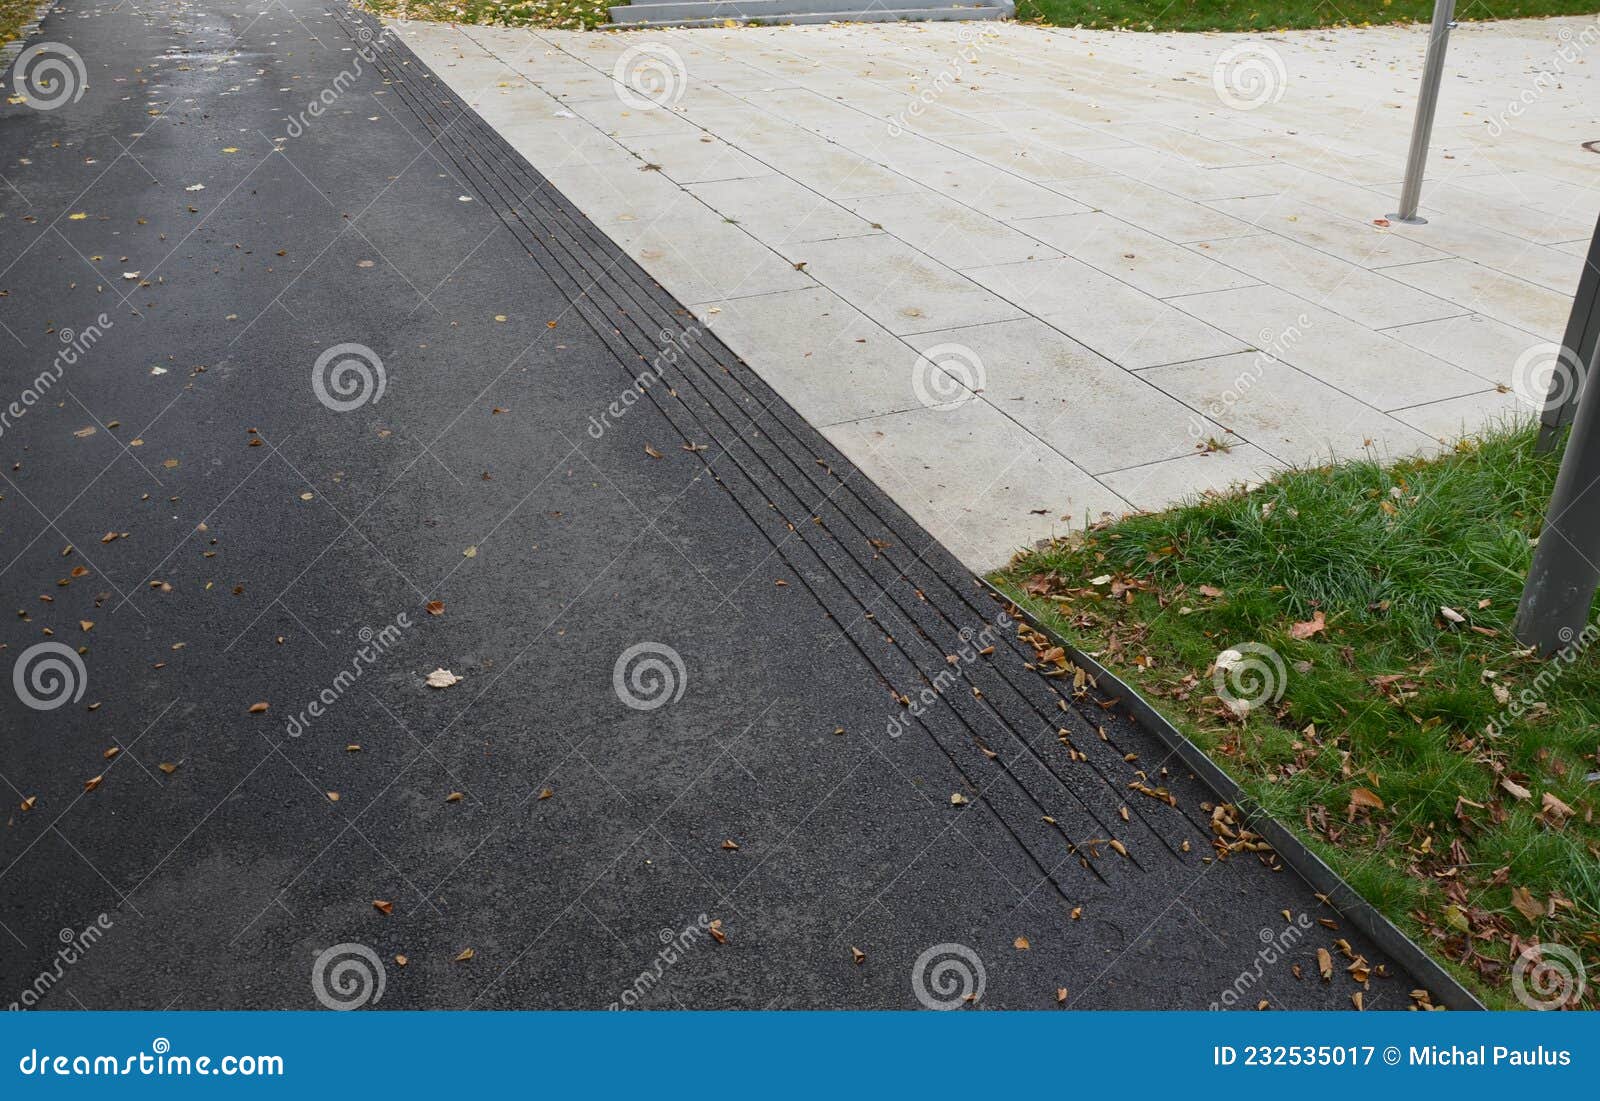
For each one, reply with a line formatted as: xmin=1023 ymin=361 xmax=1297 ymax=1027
xmin=994 ymin=425 xmax=1599 ymax=1009
xmin=2 ymin=0 xmax=41 ymax=50
xmin=359 ymin=0 xmax=611 ymax=32
xmin=1015 ymin=0 xmax=1600 ymax=32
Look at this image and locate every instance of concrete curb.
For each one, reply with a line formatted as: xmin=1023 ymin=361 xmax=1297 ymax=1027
xmin=981 ymin=577 xmax=1487 ymax=1012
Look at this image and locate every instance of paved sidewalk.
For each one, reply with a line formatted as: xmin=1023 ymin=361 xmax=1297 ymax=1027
xmin=400 ymin=17 xmax=1596 ymax=569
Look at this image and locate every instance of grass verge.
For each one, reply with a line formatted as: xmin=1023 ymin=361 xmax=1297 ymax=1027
xmin=1014 ymin=0 xmax=1600 ymax=32
xmin=359 ymin=0 xmax=611 ymax=32
xmin=2 ymin=0 xmax=43 ymax=51
xmin=993 ymin=425 xmax=1598 ymax=1009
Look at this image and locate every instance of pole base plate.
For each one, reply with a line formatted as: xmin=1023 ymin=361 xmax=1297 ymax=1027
xmin=1386 ymin=213 xmax=1428 ymax=225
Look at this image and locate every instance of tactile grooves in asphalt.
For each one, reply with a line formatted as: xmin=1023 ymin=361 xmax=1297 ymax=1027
xmin=350 ymin=11 xmax=1261 ymax=920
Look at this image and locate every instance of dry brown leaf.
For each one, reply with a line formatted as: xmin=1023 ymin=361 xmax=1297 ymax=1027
xmin=1347 ymin=787 xmax=1384 ymax=819
xmin=1510 ymin=886 xmax=1543 ymax=923
xmin=248 ymin=701 xmax=269 ymax=714
xmin=1288 ymin=610 xmax=1327 ymax=640
xmin=1317 ymin=947 xmax=1333 ymax=981
xmin=850 ymin=947 xmax=866 ymax=965
xmin=425 ymin=600 xmax=445 ymax=616
xmin=707 ymin=919 xmax=726 ymax=944
xmin=373 ymin=900 xmax=393 ymax=915
xmin=537 ymin=787 xmax=553 ymax=801
xmin=721 ymin=839 xmax=739 ymax=850
xmin=1013 ymin=936 xmax=1030 ymax=950
xmin=445 ymin=791 xmax=463 ymax=803
xmin=425 ymin=668 xmax=462 ymax=689
xmin=158 ymin=762 xmax=177 ymax=775
xmin=84 ymin=775 xmax=103 ymax=793
xmin=1541 ymin=791 xmax=1574 ymax=824
xmin=454 ymin=947 xmax=475 ymax=962
xmin=1500 ymin=777 xmax=1532 ymax=801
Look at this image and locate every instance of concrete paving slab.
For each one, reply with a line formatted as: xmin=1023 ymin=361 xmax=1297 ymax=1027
xmin=1099 ymin=444 xmax=1285 ymax=512
xmin=687 ymin=175 xmax=881 ymax=245
xmin=1142 ymin=354 xmax=1443 ymax=467
xmin=1191 ymin=234 xmax=1464 ymax=329
xmin=822 ymin=403 xmax=1129 ymax=568
xmin=1170 ymin=285 xmax=1491 ymax=411
xmin=904 ymin=319 xmax=1227 ymax=474
xmin=1018 ymin=212 xmax=1260 ymax=299
xmin=1383 ymin=313 xmax=1547 ymax=389
xmin=1393 ymin=389 xmax=1535 ymax=443
xmin=795 ymin=233 xmax=1027 ymax=335
xmin=399 ymin=17 xmax=1600 ymax=573
xmin=843 ymin=190 xmax=1062 ymax=270
xmin=968 ymin=256 xmax=1250 ymax=369
xmin=1379 ymin=257 xmax=1577 ymax=339
xmin=688 ymin=287 xmax=928 ymax=425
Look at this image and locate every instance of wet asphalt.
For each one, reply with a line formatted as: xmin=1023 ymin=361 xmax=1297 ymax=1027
xmin=0 ymin=0 xmax=1424 ymax=1009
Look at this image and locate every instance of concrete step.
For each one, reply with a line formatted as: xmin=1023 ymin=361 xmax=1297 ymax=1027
xmin=606 ymin=1 xmax=1012 ymax=28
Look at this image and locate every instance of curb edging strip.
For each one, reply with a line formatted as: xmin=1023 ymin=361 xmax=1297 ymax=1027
xmin=982 ymin=578 xmax=1487 ymax=1012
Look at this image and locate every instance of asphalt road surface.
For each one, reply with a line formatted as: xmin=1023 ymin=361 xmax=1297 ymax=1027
xmin=0 ymin=0 xmax=1425 ymax=1010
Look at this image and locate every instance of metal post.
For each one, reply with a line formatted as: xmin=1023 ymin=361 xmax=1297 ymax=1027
xmin=1389 ymin=0 xmax=1457 ymax=225
xmin=1515 ymin=336 xmax=1600 ymax=653
xmin=1536 ymin=211 xmax=1600 ymax=453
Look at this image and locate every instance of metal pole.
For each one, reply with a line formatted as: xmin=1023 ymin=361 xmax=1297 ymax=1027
xmin=1389 ymin=0 xmax=1457 ymax=225
xmin=1515 ymin=337 xmax=1600 ymax=653
xmin=1536 ymin=211 xmax=1600 ymax=454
